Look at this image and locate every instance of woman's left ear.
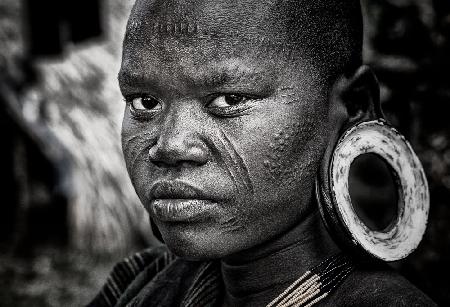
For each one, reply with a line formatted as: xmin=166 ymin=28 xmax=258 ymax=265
xmin=318 ymin=65 xmax=430 ymax=262
xmin=337 ymin=65 xmax=383 ymax=125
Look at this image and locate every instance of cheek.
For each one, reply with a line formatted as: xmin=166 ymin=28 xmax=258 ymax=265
xmin=121 ymin=121 xmax=155 ymax=197
xmin=213 ymin=128 xmax=254 ymax=197
xmin=221 ymin=107 xmax=328 ymax=223
xmin=262 ymin=116 xmax=325 ymax=189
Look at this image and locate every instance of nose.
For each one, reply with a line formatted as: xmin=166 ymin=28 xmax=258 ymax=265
xmin=148 ymin=106 xmax=209 ymax=168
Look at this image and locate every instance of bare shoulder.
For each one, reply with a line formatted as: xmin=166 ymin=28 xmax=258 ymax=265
xmin=323 ymin=263 xmax=437 ymax=307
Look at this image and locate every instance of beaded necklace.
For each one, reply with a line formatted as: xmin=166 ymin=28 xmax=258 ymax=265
xmin=266 ymin=253 xmax=354 ymax=307
xmin=181 ymin=253 xmax=354 ymax=307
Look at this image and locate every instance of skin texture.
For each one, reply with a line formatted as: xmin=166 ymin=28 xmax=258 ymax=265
xmin=119 ymin=0 xmax=348 ymax=260
xmin=119 ymin=0 xmax=381 ymax=305
xmin=121 ymin=56 xmax=331 ymax=259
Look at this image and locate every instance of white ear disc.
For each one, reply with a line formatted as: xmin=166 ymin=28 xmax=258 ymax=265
xmin=331 ymin=120 xmax=429 ymax=262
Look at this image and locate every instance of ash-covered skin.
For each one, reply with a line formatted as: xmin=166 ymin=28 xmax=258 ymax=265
xmin=120 ymin=0 xmax=350 ymax=260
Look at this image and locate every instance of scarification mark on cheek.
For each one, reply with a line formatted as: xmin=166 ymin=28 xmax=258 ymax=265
xmin=218 ymin=216 xmax=245 ymax=233
xmin=123 ymin=134 xmax=142 ymax=158
xmin=122 ymin=132 xmax=155 ymax=174
xmin=210 ymin=138 xmax=238 ymax=193
xmin=219 ymin=131 xmax=254 ymax=195
xmin=264 ymin=121 xmax=301 ymax=179
xmin=206 ymin=128 xmax=254 ymax=235
xmin=263 ymin=118 xmax=319 ymax=186
xmin=278 ymin=87 xmax=297 ymax=103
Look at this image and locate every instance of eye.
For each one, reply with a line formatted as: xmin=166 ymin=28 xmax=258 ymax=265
xmin=130 ymin=96 xmax=161 ymax=111
xmin=126 ymin=95 xmax=162 ymax=119
xmin=206 ymin=94 xmax=258 ymax=117
xmin=208 ymin=94 xmax=247 ymax=108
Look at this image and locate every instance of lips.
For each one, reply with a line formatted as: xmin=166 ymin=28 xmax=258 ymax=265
xmin=149 ymin=181 xmax=218 ymax=222
xmin=150 ymin=180 xmax=209 ymax=200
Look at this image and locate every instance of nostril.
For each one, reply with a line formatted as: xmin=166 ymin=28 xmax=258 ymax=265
xmin=147 ymin=141 xmax=209 ymax=168
xmin=180 ymin=159 xmax=206 ymax=168
xmin=151 ymin=160 xmax=167 ymax=168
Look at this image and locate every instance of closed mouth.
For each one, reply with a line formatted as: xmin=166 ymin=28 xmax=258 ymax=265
xmin=150 ymin=180 xmax=209 ymax=200
xmin=151 ymin=198 xmax=217 ymax=222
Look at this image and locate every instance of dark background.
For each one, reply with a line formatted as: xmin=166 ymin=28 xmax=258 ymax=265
xmin=0 ymin=0 xmax=449 ymax=306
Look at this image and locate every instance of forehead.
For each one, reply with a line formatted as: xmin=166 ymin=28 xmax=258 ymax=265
xmin=126 ymin=0 xmax=282 ymax=42
xmin=124 ymin=2 xmax=290 ymax=60
xmin=120 ymin=0 xmax=325 ymax=89
xmin=128 ymin=0 xmax=326 ymax=59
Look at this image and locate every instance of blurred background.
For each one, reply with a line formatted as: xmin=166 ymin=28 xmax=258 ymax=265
xmin=0 ymin=0 xmax=449 ymax=306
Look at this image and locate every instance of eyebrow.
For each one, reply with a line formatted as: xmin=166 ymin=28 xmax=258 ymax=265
xmin=118 ymin=65 xmax=268 ymax=93
xmin=199 ymin=68 xmax=267 ymax=89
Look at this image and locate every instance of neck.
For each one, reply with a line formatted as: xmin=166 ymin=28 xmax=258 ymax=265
xmin=220 ymin=211 xmax=340 ymax=306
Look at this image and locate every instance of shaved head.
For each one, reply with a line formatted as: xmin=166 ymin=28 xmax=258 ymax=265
xmin=120 ymin=0 xmax=368 ymax=259
xmin=124 ymin=0 xmax=363 ymax=84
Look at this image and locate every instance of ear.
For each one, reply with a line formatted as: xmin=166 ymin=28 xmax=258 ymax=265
xmin=334 ymin=65 xmax=382 ymax=126
xmin=318 ymin=65 xmax=382 ymax=194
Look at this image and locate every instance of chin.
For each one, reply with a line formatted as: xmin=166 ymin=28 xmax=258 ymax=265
xmin=160 ymin=227 xmax=243 ymax=261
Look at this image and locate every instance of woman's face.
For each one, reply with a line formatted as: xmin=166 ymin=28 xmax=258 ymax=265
xmin=119 ymin=2 xmax=335 ymax=259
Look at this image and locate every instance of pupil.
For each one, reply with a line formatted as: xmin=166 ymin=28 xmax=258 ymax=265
xmin=225 ymin=95 xmax=242 ymax=105
xmin=142 ymin=98 xmax=157 ymax=109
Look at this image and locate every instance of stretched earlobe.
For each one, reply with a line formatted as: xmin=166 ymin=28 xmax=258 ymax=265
xmin=318 ymin=66 xmax=429 ymax=261
xmin=316 ymin=120 xmax=429 ymax=261
xmin=340 ymin=65 xmax=383 ymax=124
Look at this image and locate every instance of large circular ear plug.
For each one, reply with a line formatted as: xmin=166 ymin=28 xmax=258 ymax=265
xmin=317 ymin=119 xmax=429 ymax=261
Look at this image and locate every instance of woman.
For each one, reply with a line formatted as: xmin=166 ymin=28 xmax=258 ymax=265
xmin=89 ymin=0 xmax=435 ymax=306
